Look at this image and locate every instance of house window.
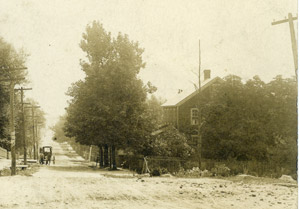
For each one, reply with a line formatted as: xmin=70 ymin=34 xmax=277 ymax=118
xmin=191 ymin=108 xmax=199 ymax=125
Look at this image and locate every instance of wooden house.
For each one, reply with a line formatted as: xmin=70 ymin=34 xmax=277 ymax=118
xmin=161 ymin=70 xmax=222 ymax=145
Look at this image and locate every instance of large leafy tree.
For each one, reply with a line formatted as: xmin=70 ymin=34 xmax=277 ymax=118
xmin=0 ymin=37 xmax=27 ymax=150
xmin=65 ymin=21 xmax=154 ymax=169
xmin=201 ymin=74 xmax=297 ymax=174
xmin=264 ymin=76 xmax=297 ymax=173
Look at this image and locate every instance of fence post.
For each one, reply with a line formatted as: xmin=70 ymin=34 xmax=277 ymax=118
xmin=88 ymin=145 xmax=92 ymax=162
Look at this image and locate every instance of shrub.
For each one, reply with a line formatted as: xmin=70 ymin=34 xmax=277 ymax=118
xmin=148 ymin=126 xmax=193 ymax=159
xmin=211 ymin=164 xmax=230 ymax=176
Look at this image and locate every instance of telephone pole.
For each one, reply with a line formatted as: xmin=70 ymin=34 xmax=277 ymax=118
xmin=9 ymin=81 xmax=16 ymax=174
xmin=25 ymin=105 xmax=40 ymax=160
xmin=15 ymin=87 xmax=32 ymax=165
xmin=32 ymin=106 xmax=40 ymax=160
xmin=197 ymin=40 xmax=202 ymax=168
xmin=35 ymin=121 xmax=43 ymax=156
xmin=272 ymin=13 xmax=298 ymax=79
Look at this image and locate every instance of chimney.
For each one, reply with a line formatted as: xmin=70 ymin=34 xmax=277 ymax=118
xmin=204 ymin=69 xmax=211 ymax=81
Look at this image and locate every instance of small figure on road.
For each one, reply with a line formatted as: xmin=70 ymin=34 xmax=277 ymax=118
xmin=39 ymin=152 xmax=44 ymax=164
xmin=45 ymin=154 xmax=49 ymax=165
xmin=52 ymin=154 xmax=55 ymax=165
xmin=48 ymin=155 xmax=51 ymax=165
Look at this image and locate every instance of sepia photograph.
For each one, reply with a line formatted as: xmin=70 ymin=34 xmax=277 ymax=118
xmin=0 ymin=0 xmax=297 ymax=208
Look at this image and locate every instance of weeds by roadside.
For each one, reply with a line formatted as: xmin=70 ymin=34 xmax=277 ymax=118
xmin=0 ymin=164 xmax=40 ymax=177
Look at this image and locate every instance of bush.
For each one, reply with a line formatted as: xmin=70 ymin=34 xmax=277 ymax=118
xmin=211 ymin=164 xmax=230 ymax=176
xmin=147 ymin=126 xmax=193 ymax=159
xmin=175 ymin=167 xmax=213 ymax=178
xmin=151 ymin=169 xmax=160 ymax=176
xmin=149 ymin=167 xmax=169 ymax=176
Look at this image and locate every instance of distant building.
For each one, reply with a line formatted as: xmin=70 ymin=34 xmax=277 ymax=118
xmin=161 ymin=70 xmax=222 ymax=145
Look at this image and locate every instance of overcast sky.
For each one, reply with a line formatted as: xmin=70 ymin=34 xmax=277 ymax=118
xmin=0 ymin=0 xmax=297 ymax=138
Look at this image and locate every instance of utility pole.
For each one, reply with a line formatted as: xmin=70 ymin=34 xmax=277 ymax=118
xmin=197 ymin=40 xmax=202 ymax=169
xmin=272 ymin=13 xmax=298 ymax=79
xmin=35 ymin=121 xmax=43 ymax=156
xmin=35 ymin=123 xmax=38 ymax=155
xmin=9 ymin=81 xmax=16 ymax=174
xmin=25 ymin=105 xmax=40 ymax=160
xmin=15 ymin=87 xmax=32 ymax=165
xmin=0 ymin=67 xmax=27 ymax=175
xmin=32 ymin=107 xmax=40 ymax=160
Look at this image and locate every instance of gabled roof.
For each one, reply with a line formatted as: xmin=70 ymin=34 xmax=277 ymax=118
xmin=161 ymin=77 xmax=222 ymax=107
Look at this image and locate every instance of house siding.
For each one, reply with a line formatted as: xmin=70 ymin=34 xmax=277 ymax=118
xmin=178 ymin=93 xmax=199 ymax=133
xmin=162 ymin=106 xmax=177 ymax=127
xmin=162 ymin=78 xmax=221 ymax=145
xmin=178 ymin=87 xmax=212 ymax=133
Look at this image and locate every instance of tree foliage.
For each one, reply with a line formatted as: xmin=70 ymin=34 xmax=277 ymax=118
xmin=50 ymin=114 xmax=69 ymax=143
xmin=201 ymin=75 xmax=297 ymax=173
xmin=0 ymin=37 xmax=28 ymax=150
xmin=145 ymin=126 xmax=193 ymax=159
xmin=64 ymin=21 xmax=155 ymax=155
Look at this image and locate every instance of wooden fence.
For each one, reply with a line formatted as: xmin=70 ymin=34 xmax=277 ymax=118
xmin=119 ymin=155 xmax=186 ymax=174
xmin=119 ymin=155 xmax=296 ymax=178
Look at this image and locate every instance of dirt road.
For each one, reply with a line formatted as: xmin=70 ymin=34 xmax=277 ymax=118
xmin=0 ymin=140 xmax=297 ymax=209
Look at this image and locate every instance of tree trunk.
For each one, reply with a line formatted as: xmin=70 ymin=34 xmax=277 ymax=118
xmin=112 ymin=145 xmax=117 ymax=170
xmin=104 ymin=144 xmax=109 ymax=167
xmin=99 ymin=145 xmax=104 ymax=168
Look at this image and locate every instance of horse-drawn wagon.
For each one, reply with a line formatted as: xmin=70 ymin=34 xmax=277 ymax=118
xmin=39 ymin=146 xmax=52 ymax=165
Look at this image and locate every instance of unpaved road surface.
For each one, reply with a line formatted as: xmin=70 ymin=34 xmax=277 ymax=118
xmin=0 ymin=140 xmax=297 ymax=209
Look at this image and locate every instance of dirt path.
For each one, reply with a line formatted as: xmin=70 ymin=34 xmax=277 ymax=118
xmin=0 ymin=140 xmax=297 ymax=209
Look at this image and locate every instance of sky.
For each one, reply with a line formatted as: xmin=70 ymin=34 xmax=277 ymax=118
xmin=0 ymin=0 xmax=297 ymax=138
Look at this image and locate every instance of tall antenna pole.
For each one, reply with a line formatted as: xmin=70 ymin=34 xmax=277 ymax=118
xmin=197 ymin=40 xmax=202 ymax=168
xmin=199 ymin=40 xmax=201 ymax=92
